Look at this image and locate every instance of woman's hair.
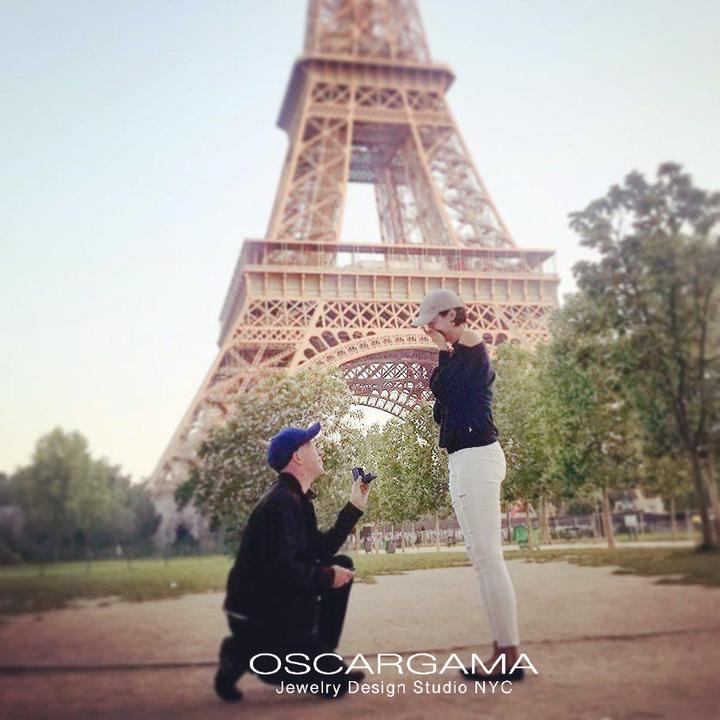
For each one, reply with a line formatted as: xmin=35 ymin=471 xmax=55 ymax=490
xmin=439 ymin=306 xmax=467 ymax=326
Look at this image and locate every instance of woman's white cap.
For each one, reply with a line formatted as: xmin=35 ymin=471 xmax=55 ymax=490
xmin=411 ymin=289 xmax=464 ymax=326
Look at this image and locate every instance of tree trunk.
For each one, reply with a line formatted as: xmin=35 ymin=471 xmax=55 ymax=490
xmin=591 ymin=498 xmax=600 ymax=539
xmin=701 ymin=455 xmax=720 ymax=542
xmin=689 ymin=451 xmax=718 ymax=550
xmin=526 ymin=502 xmax=536 ymax=551
xmin=506 ymin=508 xmax=512 ymax=543
xmin=601 ymin=486 xmax=616 ymax=549
xmin=434 ymin=511 xmax=440 ymax=552
xmin=670 ymin=497 xmax=678 ymax=541
xmin=538 ymin=495 xmax=552 ymax=545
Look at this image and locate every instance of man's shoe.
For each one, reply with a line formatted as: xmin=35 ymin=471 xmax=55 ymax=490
xmin=214 ymin=668 xmax=243 ymax=702
xmin=460 ymin=666 xmax=524 ymax=682
xmin=214 ymin=636 xmax=244 ymax=702
xmin=219 ymin=637 xmax=240 ymax=673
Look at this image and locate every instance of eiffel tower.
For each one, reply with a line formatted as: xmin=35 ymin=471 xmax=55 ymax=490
xmin=150 ymin=0 xmax=559 ymax=543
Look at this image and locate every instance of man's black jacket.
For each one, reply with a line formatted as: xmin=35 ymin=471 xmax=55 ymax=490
xmin=224 ymin=472 xmax=363 ymax=630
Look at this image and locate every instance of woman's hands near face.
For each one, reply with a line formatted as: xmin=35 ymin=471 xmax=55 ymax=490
xmin=423 ymin=325 xmax=449 ymax=350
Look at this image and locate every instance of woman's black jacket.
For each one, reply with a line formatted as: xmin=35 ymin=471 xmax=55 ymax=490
xmin=429 ymin=341 xmax=499 ymax=453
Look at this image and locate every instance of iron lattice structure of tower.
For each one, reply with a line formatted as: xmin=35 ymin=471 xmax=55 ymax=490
xmin=150 ymin=0 xmax=559 ymax=541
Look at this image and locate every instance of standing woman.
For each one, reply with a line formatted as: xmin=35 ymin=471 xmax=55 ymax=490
xmin=411 ymin=289 xmax=523 ymax=681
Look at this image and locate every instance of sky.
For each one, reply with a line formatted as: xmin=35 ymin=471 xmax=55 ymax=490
xmin=1 ymin=0 xmax=719 ymax=482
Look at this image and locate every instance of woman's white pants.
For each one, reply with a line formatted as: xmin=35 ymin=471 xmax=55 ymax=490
xmin=448 ymin=442 xmax=520 ymax=647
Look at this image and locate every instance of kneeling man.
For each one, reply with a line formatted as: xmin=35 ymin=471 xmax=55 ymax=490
xmin=214 ymin=421 xmax=370 ymax=701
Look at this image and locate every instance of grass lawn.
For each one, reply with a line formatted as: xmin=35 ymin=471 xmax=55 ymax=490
xmin=513 ymin=546 xmax=720 ymax=587
xmin=0 ymin=555 xmax=234 ymax=617
xmin=352 ymin=551 xmax=471 ymax=580
xmin=543 ymin=531 xmax=701 ymax=544
xmin=0 ymin=552 xmax=473 ymax=618
xmin=0 ymin=546 xmax=718 ymax=618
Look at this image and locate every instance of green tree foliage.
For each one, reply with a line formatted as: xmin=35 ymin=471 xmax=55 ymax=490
xmin=569 ymin=163 xmax=720 ymax=549
xmin=343 ymin=422 xmax=384 ymax=522
xmin=494 ymin=341 xmax=563 ymax=544
xmin=126 ymin=481 xmax=162 ymax=544
xmin=12 ymin=429 xmax=110 ymax=558
xmin=344 ymin=403 xmax=450 ymax=551
xmin=639 ymin=453 xmax=694 ymax=537
xmin=540 ymin=298 xmax=644 ymax=547
xmin=8 ymin=428 xmax=159 ymax=560
xmin=0 ymin=473 xmax=10 ymax=506
xmin=360 ymin=419 xmax=405 ymax=524
xmin=494 ymin=343 xmax=555 ymax=504
xmin=404 ymin=402 xmax=451 ymax=522
xmin=181 ymin=367 xmax=360 ymax=539
xmin=369 ymin=404 xmax=450 ymax=527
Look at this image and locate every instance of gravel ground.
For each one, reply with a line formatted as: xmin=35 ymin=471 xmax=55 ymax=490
xmin=1 ymin=558 xmax=719 ymax=719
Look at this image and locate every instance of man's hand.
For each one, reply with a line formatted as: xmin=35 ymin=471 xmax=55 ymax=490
xmin=350 ymin=475 xmax=371 ymax=510
xmin=422 ymin=326 xmax=449 ymax=351
xmin=352 ymin=466 xmax=377 ymax=483
xmin=331 ymin=565 xmax=355 ymax=588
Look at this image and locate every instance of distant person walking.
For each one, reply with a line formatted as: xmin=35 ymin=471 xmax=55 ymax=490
xmin=412 ymin=289 xmax=524 ymax=682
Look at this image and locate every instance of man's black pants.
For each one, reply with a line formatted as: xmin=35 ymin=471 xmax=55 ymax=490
xmin=219 ymin=554 xmax=355 ymax=687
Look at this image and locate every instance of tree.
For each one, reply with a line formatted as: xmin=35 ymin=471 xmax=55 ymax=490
xmin=11 ymin=429 xmax=111 ymax=559
xmin=339 ymin=422 xmax=383 ymax=521
xmin=79 ymin=470 xmax=160 ymax=552
xmin=8 ymin=428 xmax=157 ymax=560
xmin=371 ymin=418 xmax=414 ymax=526
xmin=541 ymin=298 xmax=644 ymax=548
xmin=365 ymin=403 xmax=451 ymax=551
xmin=570 ymin=163 xmax=720 ymax=550
xmin=639 ymin=453 xmax=693 ymax=540
xmin=126 ymin=481 xmax=162 ymax=546
xmin=494 ymin=342 xmax=557 ymax=543
xmin=9 ymin=428 xmax=160 ymax=559
xmin=180 ymin=367 xmax=360 ymax=543
xmin=403 ymin=402 xmax=452 ymax=532
xmin=0 ymin=473 xmax=11 ymax=506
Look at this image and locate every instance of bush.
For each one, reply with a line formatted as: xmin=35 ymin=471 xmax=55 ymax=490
xmin=0 ymin=537 xmax=22 ymax=565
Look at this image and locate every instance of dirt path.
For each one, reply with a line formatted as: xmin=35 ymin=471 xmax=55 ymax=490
xmin=1 ymin=559 xmax=719 ymax=719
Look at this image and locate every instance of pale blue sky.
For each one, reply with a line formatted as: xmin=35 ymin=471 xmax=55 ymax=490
xmin=2 ymin=0 xmax=719 ymax=481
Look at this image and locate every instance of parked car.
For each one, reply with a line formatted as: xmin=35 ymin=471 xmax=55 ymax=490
xmin=555 ymin=525 xmax=594 ymax=539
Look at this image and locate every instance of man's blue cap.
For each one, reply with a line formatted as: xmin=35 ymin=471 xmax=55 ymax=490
xmin=267 ymin=422 xmax=322 ymax=472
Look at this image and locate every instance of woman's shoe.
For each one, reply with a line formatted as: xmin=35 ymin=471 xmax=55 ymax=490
xmin=460 ymin=666 xmax=524 ymax=682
